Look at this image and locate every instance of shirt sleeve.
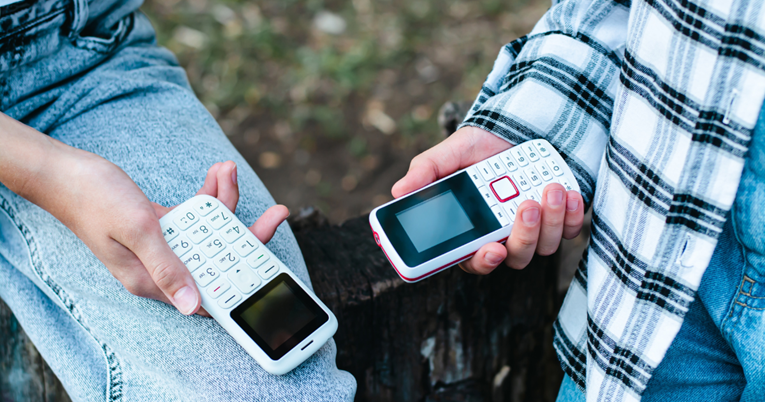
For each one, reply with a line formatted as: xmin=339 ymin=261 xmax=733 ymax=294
xmin=459 ymin=0 xmax=629 ymax=207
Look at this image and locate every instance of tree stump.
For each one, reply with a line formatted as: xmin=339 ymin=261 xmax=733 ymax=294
xmin=295 ymin=213 xmax=562 ymax=402
xmin=0 ymin=212 xmax=562 ymax=401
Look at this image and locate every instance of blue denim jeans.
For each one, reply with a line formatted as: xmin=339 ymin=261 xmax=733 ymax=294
xmin=0 ymin=1 xmax=356 ymax=401
xmin=556 ymin=101 xmax=765 ymax=401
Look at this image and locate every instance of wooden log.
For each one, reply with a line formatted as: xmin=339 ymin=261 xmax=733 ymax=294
xmin=292 ymin=212 xmax=563 ymax=402
xmin=0 ymin=211 xmax=562 ymax=401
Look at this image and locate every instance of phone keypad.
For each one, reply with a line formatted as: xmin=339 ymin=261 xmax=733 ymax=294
xmin=163 ymin=198 xmax=282 ymax=310
xmin=469 ymin=139 xmax=576 ymax=227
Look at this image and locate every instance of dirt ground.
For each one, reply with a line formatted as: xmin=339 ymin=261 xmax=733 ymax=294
xmin=142 ymin=0 xmax=549 ymax=223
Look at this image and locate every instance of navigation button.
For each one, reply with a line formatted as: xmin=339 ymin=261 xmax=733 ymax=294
xmin=489 ymin=176 xmax=519 ymax=202
xmin=229 ymin=267 xmax=261 ymax=294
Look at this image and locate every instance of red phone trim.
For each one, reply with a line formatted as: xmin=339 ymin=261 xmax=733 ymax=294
xmin=370 ymin=222 xmax=509 ymax=282
xmin=489 ymin=176 xmax=520 ymax=202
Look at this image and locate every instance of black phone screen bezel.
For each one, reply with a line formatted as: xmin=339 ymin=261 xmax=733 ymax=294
xmin=376 ymin=171 xmax=500 ymax=267
xmin=231 ymin=273 xmax=329 ymax=361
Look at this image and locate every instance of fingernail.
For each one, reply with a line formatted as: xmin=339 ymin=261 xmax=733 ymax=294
xmin=173 ymin=286 xmax=198 ymax=315
xmin=486 ymin=252 xmax=503 ymax=265
xmin=567 ymin=198 xmax=579 ymax=212
xmin=231 ymin=165 xmax=237 ymax=184
xmin=547 ymin=190 xmax=564 ymax=206
xmin=522 ymin=207 xmax=540 ymax=224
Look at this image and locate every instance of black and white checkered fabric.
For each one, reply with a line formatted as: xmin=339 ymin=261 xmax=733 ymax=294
xmin=460 ymin=0 xmax=765 ymax=399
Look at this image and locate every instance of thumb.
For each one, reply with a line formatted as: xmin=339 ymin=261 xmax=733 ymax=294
xmin=130 ymin=219 xmax=201 ymax=315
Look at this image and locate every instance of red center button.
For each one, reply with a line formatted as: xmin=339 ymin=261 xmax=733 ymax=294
xmin=490 ymin=176 xmax=520 ymax=202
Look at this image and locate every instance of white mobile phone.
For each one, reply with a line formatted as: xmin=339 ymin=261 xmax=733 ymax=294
xmin=369 ymin=139 xmax=580 ymax=283
xmin=159 ymin=195 xmax=337 ymax=375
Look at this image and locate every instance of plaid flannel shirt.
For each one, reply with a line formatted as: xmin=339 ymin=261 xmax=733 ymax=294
xmin=460 ymin=0 xmax=765 ymax=400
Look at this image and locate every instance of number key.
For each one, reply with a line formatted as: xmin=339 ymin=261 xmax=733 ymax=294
xmin=168 ymin=236 xmax=192 ymax=258
xmin=511 ymin=148 xmax=529 ymax=167
xmin=523 ymin=143 xmax=540 ymax=161
xmin=233 ymin=236 xmax=260 ymax=257
xmin=174 ymin=210 xmax=198 ymax=230
xmin=536 ymin=163 xmax=553 ymax=181
xmin=187 ymin=222 xmax=213 ymax=244
xmin=208 ymin=210 xmax=233 ymax=230
xmin=221 ymin=222 xmax=246 ymax=243
xmin=181 ymin=252 xmax=206 ymax=272
xmin=194 ymin=265 xmax=219 ymax=287
xmin=201 ymin=236 xmax=226 ymax=258
xmin=214 ymin=251 xmax=240 ymax=272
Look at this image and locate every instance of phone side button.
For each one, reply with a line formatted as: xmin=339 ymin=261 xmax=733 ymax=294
xmin=373 ymin=232 xmax=381 ymax=246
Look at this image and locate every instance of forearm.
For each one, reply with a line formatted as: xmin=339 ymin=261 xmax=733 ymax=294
xmin=0 ymin=113 xmax=81 ymax=207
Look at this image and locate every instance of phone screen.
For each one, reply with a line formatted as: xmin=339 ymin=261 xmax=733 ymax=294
xmin=395 ymin=190 xmax=475 ymax=252
xmin=231 ymin=273 xmax=328 ymax=360
xmin=376 ymin=172 xmax=500 ymax=267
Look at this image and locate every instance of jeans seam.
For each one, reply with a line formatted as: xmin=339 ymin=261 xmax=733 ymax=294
xmin=0 ymin=194 xmax=124 ymax=402
xmin=0 ymin=7 xmax=66 ymax=43
xmin=721 ymin=206 xmax=752 ymax=338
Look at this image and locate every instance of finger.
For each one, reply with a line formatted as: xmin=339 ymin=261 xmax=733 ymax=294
xmin=125 ymin=214 xmax=201 ymax=315
xmin=249 ymin=205 xmax=290 ymax=244
xmin=563 ymin=191 xmax=585 ymax=239
xmin=391 ymin=141 xmax=460 ymax=198
xmin=391 ymin=126 xmax=511 ymax=198
xmin=458 ymin=242 xmax=507 ymax=275
xmin=196 ymin=162 xmax=224 ymax=197
xmin=536 ymin=183 xmax=567 ymax=256
xmin=216 ymin=161 xmax=239 ymax=213
xmin=151 ymin=202 xmax=173 ymax=219
xmin=110 ymin=252 xmax=171 ymax=303
xmin=505 ymin=200 xmax=541 ymax=269
xmin=197 ymin=307 xmax=211 ymax=318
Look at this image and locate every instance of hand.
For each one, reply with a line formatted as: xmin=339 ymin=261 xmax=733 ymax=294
xmin=0 ymin=115 xmax=289 ymax=316
xmin=39 ymin=148 xmax=286 ymax=316
xmin=392 ymin=126 xmax=584 ymax=274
